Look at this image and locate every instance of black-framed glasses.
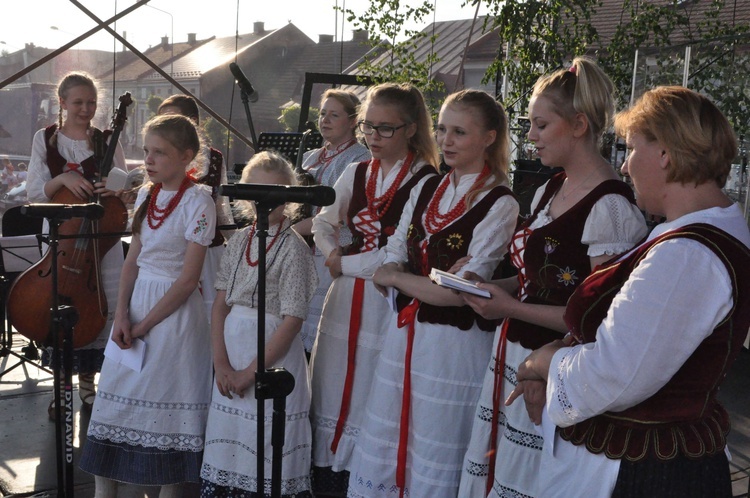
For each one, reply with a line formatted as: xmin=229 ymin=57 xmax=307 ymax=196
xmin=358 ymin=121 xmax=407 ymax=138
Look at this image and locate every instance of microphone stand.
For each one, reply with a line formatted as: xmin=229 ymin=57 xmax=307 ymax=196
xmin=238 ymin=88 xmax=258 ymax=151
xmin=253 ymin=200 xmax=295 ymax=498
xmin=44 ymin=215 xmax=78 ymax=498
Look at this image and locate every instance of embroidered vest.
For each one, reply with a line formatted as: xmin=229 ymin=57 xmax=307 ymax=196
xmin=44 ymin=124 xmax=112 ymax=181
xmin=560 ymin=223 xmax=750 ymax=461
xmin=506 ymin=173 xmax=637 ymax=349
xmin=195 ymin=147 xmax=225 ymax=247
xmin=396 ymin=175 xmax=515 ymax=332
xmin=342 ymin=160 xmax=433 ymax=255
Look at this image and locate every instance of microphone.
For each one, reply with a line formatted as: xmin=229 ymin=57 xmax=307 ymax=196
xmin=229 ymin=62 xmax=259 ymax=103
xmin=219 ymin=183 xmax=336 ymax=207
xmin=21 ymin=203 xmax=106 ymax=220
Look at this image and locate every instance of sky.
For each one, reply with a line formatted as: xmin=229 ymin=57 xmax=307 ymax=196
xmin=2 ymin=0 xmax=488 ymax=53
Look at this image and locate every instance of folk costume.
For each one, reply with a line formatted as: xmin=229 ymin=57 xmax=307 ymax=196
xmin=27 ymin=124 xmax=127 ymax=373
xmin=347 ymin=167 xmax=519 ymax=498
xmin=537 ymin=204 xmax=750 ymax=498
xmin=309 ymin=154 xmax=434 ymax=494
xmin=298 ymin=139 xmax=370 ymax=353
xmin=80 ymin=182 xmax=216 ymax=484
xmin=458 ymin=172 xmax=648 ymax=498
xmin=200 ymin=217 xmax=318 ymax=497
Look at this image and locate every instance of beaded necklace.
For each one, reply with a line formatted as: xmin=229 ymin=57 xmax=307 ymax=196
xmin=423 ymin=164 xmax=490 ymax=235
xmin=365 ymin=151 xmax=414 ymax=220
xmin=245 ymin=216 xmax=286 ymax=267
xmin=147 ymin=176 xmax=193 ymax=230
xmin=307 ymin=138 xmax=358 ymax=183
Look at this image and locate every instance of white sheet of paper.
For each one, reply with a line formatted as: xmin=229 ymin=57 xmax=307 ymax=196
xmin=386 ymin=286 xmax=398 ymax=313
xmin=104 ymin=337 xmax=146 ymax=372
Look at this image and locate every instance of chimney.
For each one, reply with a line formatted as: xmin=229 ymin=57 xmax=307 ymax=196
xmin=352 ymin=29 xmax=368 ymax=42
xmin=319 ymin=34 xmax=334 ymax=44
xmin=254 ymin=22 xmax=265 ymax=35
xmin=161 ymin=36 xmax=169 ymax=48
xmin=187 ymin=33 xmax=197 ymax=44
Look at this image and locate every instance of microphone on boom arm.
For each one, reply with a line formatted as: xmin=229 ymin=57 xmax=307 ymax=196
xmin=21 ymin=203 xmax=105 ymax=220
xmin=219 ymin=183 xmax=336 ymax=207
xmin=229 ymin=62 xmax=259 ymax=103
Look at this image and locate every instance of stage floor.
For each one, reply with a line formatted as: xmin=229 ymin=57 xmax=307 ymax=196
xmin=1 ymin=334 xmax=749 ymax=497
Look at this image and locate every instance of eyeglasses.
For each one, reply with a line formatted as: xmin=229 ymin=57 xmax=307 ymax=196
xmin=358 ymin=121 xmax=407 ymax=138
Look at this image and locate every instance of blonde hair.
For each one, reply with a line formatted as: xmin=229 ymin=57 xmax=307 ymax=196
xmin=615 ymin=86 xmax=736 ymax=187
xmin=532 ymin=56 xmax=615 ymax=144
xmin=52 ymin=71 xmax=98 ymax=148
xmin=132 ymin=114 xmax=203 ymax=234
xmin=359 ymin=83 xmax=440 ymax=170
xmin=441 ymin=89 xmax=511 ymax=206
xmin=236 ymin=150 xmax=299 ymax=221
xmin=319 ymin=88 xmax=362 ymax=141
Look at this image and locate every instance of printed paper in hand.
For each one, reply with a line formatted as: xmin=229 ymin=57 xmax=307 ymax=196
xmin=104 ymin=337 xmax=146 ymax=372
xmin=428 ymin=267 xmax=491 ymax=298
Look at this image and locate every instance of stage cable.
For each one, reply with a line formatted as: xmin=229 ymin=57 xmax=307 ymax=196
xmin=225 ymin=0 xmax=241 ymax=162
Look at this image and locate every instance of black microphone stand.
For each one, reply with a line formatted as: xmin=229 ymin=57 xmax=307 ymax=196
xmin=253 ymin=200 xmax=295 ymax=498
xmin=43 ymin=215 xmax=78 ymax=498
xmin=238 ymin=88 xmax=258 ymax=150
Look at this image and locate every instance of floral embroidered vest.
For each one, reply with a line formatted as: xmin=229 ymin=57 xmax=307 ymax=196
xmin=506 ymin=172 xmax=636 ymax=350
xmin=195 ymin=147 xmax=225 ymax=247
xmin=44 ymin=124 xmax=112 ymax=181
xmin=342 ymin=160 xmax=433 ymax=255
xmin=560 ymin=223 xmax=750 ymax=461
xmin=395 ymin=175 xmax=515 ymax=332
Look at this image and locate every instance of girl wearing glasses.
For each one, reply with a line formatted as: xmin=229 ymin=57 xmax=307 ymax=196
xmin=309 ymin=83 xmax=439 ymax=497
xmin=296 ymin=90 xmax=370 ymax=357
xmin=347 ymin=90 xmax=520 ymax=498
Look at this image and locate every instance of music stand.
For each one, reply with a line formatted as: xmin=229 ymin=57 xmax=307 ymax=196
xmin=0 ymin=233 xmax=49 ymax=378
xmin=233 ymin=131 xmax=323 ymax=174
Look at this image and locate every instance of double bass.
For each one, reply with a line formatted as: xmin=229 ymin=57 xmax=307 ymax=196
xmin=7 ymin=93 xmax=133 ymax=348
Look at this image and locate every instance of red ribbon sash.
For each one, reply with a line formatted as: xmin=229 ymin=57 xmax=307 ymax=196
xmin=331 ymin=277 xmax=366 ymax=453
xmin=395 ymin=298 xmax=420 ymax=498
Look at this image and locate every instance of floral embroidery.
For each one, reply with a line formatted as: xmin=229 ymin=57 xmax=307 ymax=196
xmin=406 ymin=223 xmax=416 ymax=239
xmin=446 ymin=232 xmax=464 ymax=250
xmin=193 ymin=213 xmax=208 ymax=235
xmin=557 ymin=266 xmax=578 ymax=286
xmin=544 ymin=237 xmax=559 ymax=254
xmin=383 ymin=225 xmax=396 ymax=236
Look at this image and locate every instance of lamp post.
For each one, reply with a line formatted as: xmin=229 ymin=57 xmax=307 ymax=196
xmin=145 ymin=4 xmax=174 ymax=91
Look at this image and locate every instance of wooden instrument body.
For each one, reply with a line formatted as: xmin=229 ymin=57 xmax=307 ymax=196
xmin=7 ymin=91 xmax=133 ymax=348
xmin=7 ymin=188 xmax=128 ymax=348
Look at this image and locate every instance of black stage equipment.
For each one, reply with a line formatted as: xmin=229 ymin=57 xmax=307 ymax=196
xmin=21 ymin=202 xmax=105 ymax=221
xmin=229 ymin=62 xmax=259 ymax=103
xmin=218 ymin=184 xmax=330 ymax=498
xmin=220 ymin=183 xmax=335 ymax=207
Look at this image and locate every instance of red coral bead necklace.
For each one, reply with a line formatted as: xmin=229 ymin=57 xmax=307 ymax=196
xmin=147 ymin=176 xmax=193 ymax=230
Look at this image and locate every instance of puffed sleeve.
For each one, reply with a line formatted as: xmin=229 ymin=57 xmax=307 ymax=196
xmin=215 ymin=228 xmax=247 ymax=292
xmin=312 ymin=161 xmax=357 ymax=258
xmin=27 ymin=129 xmax=53 ymax=202
xmin=183 ymin=186 xmax=217 ymax=246
xmin=546 ymin=238 xmax=733 ymax=427
xmin=460 ymin=192 xmax=520 ymax=280
xmin=582 ymin=194 xmax=648 ymax=257
xmin=278 ymin=231 xmax=319 ymax=319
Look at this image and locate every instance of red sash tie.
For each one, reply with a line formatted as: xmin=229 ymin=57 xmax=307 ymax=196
xmin=66 ymin=162 xmax=83 ymax=175
xmin=331 ymin=277 xmax=366 ymax=453
xmin=486 ymin=318 xmax=510 ymax=495
xmin=395 ymin=298 xmax=420 ymax=498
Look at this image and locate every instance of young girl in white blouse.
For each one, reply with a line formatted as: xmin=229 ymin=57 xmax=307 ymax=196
xmin=200 ymin=151 xmax=318 ymax=497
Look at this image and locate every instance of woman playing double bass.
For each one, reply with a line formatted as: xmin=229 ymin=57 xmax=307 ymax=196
xmin=25 ymin=71 xmax=127 ymax=419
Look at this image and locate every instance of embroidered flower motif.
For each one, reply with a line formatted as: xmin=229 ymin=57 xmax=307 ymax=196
xmin=407 ymin=223 xmax=416 ymax=239
xmin=544 ymin=237 xmax=559 ymax=255
xmin=383 ymin=225 xmax=396 ymax=236
xmin=446 ymin=232 xmax=464 ymax=250
xmin=193 ymin=213 xmax=208 ymax=235
xmin=557 ymin=266 xmax=578 ymax=286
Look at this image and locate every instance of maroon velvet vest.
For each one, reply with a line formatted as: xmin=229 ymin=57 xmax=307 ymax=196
xmin=560 ymin=223 xmax=750 ymax=461
xmin=44 ymin=124 xmax=112 ymax=181
xmin=195 ymin=147 xmax=225 ymax=247
xmin=395 ymin=175 xmax=515 ymax=332
xmin=506 ymin=173 xmax=637 ymax=350
xmin=342 ymin=160 xmax=433 ymax=256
